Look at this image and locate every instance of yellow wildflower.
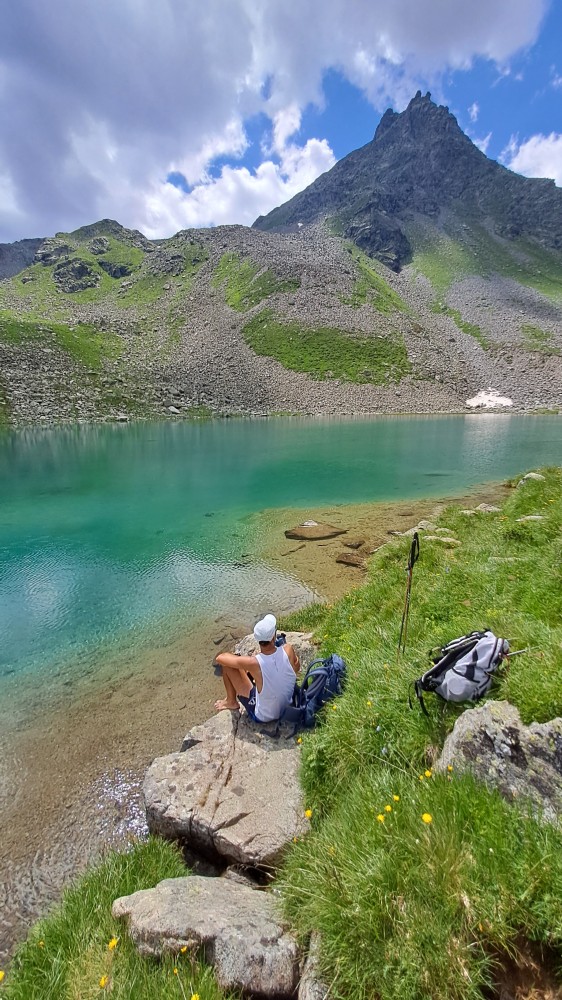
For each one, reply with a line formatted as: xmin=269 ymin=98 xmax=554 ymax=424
xmin=422 ymin=813 xmax=433 ymax=824
xmin=180 ymin=945 xmax=188 ymax=953
xmin=38 ymin=941 xmax=45 ymax=948
xmin=366 ymin=700 xmax=372 ymax=707
xmin=424 ymin=769 xmax=432 ymax=778
xmin=331 ymin=704 xmax=337 ymax=710
xmin=304 ymin=808 xmax=313 ymax=819
xmin=393 ymin=795 xmax=400 ymax=802
xmin=418 ymin=775 xmax=424 ymax=781
xmin=173 ymin=967 xmax=178 ymax=975
xmin=297 ymin=737 xmax=302 ymax=744
xmin=376 ymin=813 xmax=385 ymax=823
xmin=447 ymin=765 xmax=454 ymax=772
xmin=191 ymin=994 xmax=201 ymax=1000
xmin=384 ymin=804 xmax=392 ymax=813
xmin=108 ymin=937 xmax=119 ymax=951
xmin=0 ymin=971 xmax=4 ymax=984
xmin=99 ymin=976 xmax=108 ymax=989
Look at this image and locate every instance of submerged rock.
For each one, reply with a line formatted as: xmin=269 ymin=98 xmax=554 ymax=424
xmin=285 ymin=522 xmax=347 ymax=541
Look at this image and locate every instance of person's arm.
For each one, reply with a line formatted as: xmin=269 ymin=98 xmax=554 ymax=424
xmin=215 ymin=652 xmax=263 ymax=690
xmin=215 ymin=652 xmax=257 ymax=671
xmin=284 ymin=643 xmax=300 ymax=675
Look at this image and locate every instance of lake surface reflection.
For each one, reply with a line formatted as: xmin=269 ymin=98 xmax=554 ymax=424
xmin=1 ymin=414 xmax=561 ymax=680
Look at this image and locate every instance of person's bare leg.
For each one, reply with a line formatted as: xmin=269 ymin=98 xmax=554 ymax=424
xmin=215 ymin=666 xmax=253 ymax=711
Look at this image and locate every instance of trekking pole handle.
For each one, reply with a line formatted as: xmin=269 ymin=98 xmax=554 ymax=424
xmin=407 ymin=532 xmax=420 ymax=572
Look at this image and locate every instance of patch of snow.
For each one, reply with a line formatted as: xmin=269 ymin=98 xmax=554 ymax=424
xmin=466 ymin=389 xmax=513 ymax=409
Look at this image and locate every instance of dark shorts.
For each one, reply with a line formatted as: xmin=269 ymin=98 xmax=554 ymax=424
xmin=237 ymin=686 xmax=262 ymax=723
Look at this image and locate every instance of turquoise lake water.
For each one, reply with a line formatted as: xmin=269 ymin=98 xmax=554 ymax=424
xmin=1 ymin=414 xmax=562 ymax=682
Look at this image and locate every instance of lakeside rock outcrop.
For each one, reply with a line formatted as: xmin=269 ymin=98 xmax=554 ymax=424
xmin=144 ymin=631 xmax=316 ymax=868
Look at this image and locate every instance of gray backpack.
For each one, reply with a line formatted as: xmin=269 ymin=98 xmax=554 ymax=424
xmin=412 ymin=630 xmax=509 ymax=715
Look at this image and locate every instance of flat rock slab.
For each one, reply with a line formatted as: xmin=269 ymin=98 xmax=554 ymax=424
xmin=285 ymin=522 xmax=347 ymax=541
xmin=343 ymin=538 xmax=365 ymax=549
xmin=335 ymin=551 xmax=364 ymax=567
xmin=436 ymin=701 xmax=562 ymax=824
xmin=144 ymin=710 xmax=309 ymax=867
xmin=112 ymin=875 xmax=300 ymax=997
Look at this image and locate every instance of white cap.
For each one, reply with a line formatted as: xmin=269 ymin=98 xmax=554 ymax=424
xmin=253 ymin=614 xmax=277 ymax=642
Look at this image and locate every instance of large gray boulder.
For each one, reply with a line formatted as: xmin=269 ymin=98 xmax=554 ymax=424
xmin=112 ymin=874 xmax=300 ymax=997
xmin=435 ymin=701 xmax=562 ymax=823
xmin=144 ymin=711 xmax=309 ymax=867
xmin=144 ymin=631 xmax=316 ymax=867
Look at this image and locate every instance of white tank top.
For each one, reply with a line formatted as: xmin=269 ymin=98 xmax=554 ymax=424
xmin=255 ymin=646 xmax=296 ymax=722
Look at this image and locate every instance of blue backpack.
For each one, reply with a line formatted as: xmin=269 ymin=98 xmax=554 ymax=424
xmin=282 ymin=654 xmax=347 ymax=729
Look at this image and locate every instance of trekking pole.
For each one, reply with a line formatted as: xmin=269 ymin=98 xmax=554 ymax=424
xmin=397 ymin=531 xmax=420 ymax=659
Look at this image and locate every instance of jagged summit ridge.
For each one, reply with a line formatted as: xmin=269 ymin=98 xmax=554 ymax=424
xmin=253 ymin=92 xmax=562 ymax=270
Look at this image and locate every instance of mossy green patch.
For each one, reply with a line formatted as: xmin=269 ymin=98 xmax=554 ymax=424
xmin=412 ymin=222 xmax=562 ymax=301
xmin=341 ymin=244 xmax=408 ymax=313
xmin=212 ymin=252 xmax=300 ymax=311
xmin=0 ymin=312 xmax=122 ymax=370
xmin=116 ymin=272 xmax=170 ymax=307
xmin=242 ymin=309 xmax=411 ymax=383
xmin=521 ymin=323 xmax=561 ymax=355
xmin=431 ymin=300 xmax=489 ymax=349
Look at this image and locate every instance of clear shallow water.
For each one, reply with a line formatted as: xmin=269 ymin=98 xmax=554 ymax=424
xmin=1 ymin=414 xmax=561 ymax=680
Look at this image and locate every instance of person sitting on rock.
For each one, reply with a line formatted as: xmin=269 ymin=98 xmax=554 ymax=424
xmin=214 ymin=613 xmax=300 ymax=722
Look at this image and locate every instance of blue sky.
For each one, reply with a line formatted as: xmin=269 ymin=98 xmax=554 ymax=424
xmin=0 ymin=0 xmax=561 ymax=242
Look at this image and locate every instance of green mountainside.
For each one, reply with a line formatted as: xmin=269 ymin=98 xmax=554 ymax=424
xmin=0 ymin=94 xmax=561 ymax=426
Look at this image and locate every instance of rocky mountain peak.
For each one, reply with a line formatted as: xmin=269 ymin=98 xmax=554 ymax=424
xmin=254 ymin=92 xmax=562 ymax=271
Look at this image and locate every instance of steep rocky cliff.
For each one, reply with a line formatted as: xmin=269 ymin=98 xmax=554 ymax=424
xmin=254 ymin=91 xmax=562 ymax=272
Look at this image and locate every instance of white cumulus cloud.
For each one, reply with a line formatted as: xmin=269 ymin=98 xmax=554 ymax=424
xmin=468 ymin=101 xmax=480 ymax=122
xmin=0 ymin=0 xmax=551 ymax=240
xmin=503 ymin=132 xmax=562 ymax=185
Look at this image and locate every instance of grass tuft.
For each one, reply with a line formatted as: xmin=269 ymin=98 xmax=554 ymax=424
xmin=431 ymin=300 xmax=489 ymax=349
xmin=0 ymin=312 xmax=122 ymax=370
xmin=3 ymin=838 xmax=233 ymax=1000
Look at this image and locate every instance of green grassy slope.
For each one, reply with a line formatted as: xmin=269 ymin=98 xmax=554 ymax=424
xmin=410 ymin=218 xmax=562 ymax=302
xmin=280 ymin=467 xmax=562 ymax=999
xmin=243 ymin=309 xmax=412 ymax=383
